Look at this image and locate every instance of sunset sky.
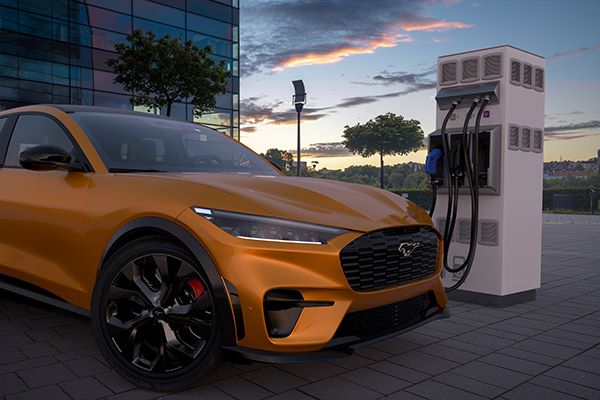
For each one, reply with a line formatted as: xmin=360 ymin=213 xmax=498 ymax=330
xmin=239 ymin=0 xmax=600 ymax=169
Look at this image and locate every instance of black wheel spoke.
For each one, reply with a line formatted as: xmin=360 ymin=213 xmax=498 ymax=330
xmin=105 ymin=252 xmax=214 ymax=374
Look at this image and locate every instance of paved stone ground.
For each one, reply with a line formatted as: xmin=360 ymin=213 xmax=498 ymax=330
xmin=1 ymin=213 xmax=599 ymax=400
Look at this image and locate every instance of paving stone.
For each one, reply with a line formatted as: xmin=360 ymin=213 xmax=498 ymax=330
xmin=105 ymin=388 xmax=161 ymax=400
xmin=406 ymin=380 xmax=487 ymax=400
xmin=59 ymin=376 xmax=112 ymax=400
xmin=278 ymin=360 xmax=346 ymax=381
xmin=433 ymin=372 xmax=506 ymax=398
xmin=368 ymin=360 xmax=430 ymax=383
xmin=19 ymin=342 xmax=58 ymax=358
xmin=17 ymin=362 xmax=77 ymax=389
xmin=213 ymin=376 xmax=273 ymax=400
xmin=264 ymin=389 xmax=316 ymax=400
xmin=450 ymin=361 xmax=530 ymax=389
xmin=327 ymin=354 xmax=373 ymax=370
xmin=563 ymin=355 xmax=600 ymax=375
xmin=341 ymin=367 xmax=411 ymax=394
xmin=453 ymin=331 xmax=516 ymax=350
xmin=544 ymin=366 xmax=600 ymax=391
xmin=6 ymin=385 xmax=70 ymax=400
xmin=384 ymin=390 xmax=433 ymax=400
xmin=0 ymin=332 xmax=33 ymax=349
xmin=63 ymin=356 xmax=110 ymax=377
xmin=437 ymin=338 xmax=495 ymax=356
xmin=26 ymin=328 xmax=63 ymax=342
xmin=512 ymin=339 xmax=581 ymax=360
xmin=502 ymin=382 xmax=581 ymax=400
xmin=0 ymin=373 xmax=27 ymax=396
xmin=479 ymin=353 xmax=549 ymax=375
xmin=0 ymin=356 xmax=57 ymax=375
xmin=531 ymin=374 xmax=600 ymax=400
xmin=94 ymin=370 xmax=137 ymax=393
xmin=416 ymin=343 xmax=480 ymax=364
xmin=388 ymin=350 xmax=459 ymax=375
xmin=534 ymin=332 xmax=593 ymax=350
xmin=300 ymin=376 xmax=380 ymax=400
xmin=355 ymin=346 xmax=394 ymax=361
xmin=159 ymin=384 xmax=236 ymax=400
xmin=475 ymin=326 xmax=529 ymax=342
xmin=497 ymin=347 xmax=563 ymax=366
xmin=243 ymin=366 xmax=308 ymax=393
xmin=0 ymin=348 xmax=26 ymax=365
xmin=370 ymin=338 xmax=422 ymax=355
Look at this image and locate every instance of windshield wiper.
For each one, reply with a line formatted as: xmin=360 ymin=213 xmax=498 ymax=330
xmin=109 ymin=168 xmax=167 ymax=173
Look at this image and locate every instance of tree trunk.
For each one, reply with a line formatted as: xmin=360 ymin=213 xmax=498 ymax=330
xmin=379 ymin=152 xmax=384 ymax=189
xmin=166 ymin=102 xmax=172 ymax=117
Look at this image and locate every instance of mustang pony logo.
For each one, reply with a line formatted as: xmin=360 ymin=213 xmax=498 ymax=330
xmin=398 ymin=242 xmax=420 ymax=257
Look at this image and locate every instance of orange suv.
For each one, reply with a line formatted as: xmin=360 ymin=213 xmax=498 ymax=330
xmin=0 ymin=105 xmax=447 ymax=390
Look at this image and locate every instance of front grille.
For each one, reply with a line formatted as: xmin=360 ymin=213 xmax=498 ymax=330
xmin=339 ymin=227 xmax=439 ymax=292
xmin=335 ymin=293 xmax=431 ymax=339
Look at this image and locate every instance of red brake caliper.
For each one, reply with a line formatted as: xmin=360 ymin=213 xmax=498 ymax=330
xmin=185 ymin=278 xmax=205 ymax=300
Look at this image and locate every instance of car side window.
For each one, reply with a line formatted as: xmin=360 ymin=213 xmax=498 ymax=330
xmin=4 ymin=115 xmax=75 ymax=168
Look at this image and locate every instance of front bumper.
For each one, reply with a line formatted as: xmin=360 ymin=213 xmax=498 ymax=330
xmin=223 ymin=301 xmax=449 ymax=363
xmin=178 ymin=208 xmax=448 ymax=354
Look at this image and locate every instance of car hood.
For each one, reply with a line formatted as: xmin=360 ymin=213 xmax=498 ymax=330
xmin=152 ymin=173 xmax=431 ymax=233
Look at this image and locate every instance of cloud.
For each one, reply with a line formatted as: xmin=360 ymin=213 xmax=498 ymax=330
xmin=354 ymin=66 xmax=436 ymax=86
xmin=301 ymin=142 xmax=353 ymax=157
xmin=240 ymin=98 xmax=328 ymax=130
xmin=550 ymin=43 xmax=600 ymax=61
xmin=241 ymin=0 xmax=472 ymax=75
xmin=333 ymin=80 xmax=436 ymax=109
xmin=397 ymin=19 xmax=472 ymax=32
xmin=544 ymin=120 xmax=600 ymax=141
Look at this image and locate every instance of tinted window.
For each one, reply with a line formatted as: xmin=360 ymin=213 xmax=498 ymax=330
xmin=4 ymin=115 xmax=74 ymax=168
xmin=71 ymin=112 xmax=276 ymax=175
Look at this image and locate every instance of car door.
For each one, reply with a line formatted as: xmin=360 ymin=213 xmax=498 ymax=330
xmin=0 ymin=112 xmax=92 ymax=305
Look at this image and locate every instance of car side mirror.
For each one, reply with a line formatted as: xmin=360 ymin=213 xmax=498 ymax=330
xmin=19 ymin=145 xmax=84 ymax=172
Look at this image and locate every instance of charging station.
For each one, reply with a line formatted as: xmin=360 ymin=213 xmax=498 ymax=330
xmin=427 ymin=45 xmax=545 ymax=306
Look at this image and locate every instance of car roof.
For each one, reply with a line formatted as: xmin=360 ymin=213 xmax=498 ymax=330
xmin=45 ymin=104 xmax=161 ymax=116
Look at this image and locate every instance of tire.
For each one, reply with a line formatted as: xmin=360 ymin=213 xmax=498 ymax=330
xmin=91 ymin=236 xmax=223 ymax=391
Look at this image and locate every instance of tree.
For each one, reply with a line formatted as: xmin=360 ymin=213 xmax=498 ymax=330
xmin=106 ymin=30 xmax=229 ymax=117
xmin=263 ymin=148 xmax=294 ymax=172
xmin=342 ymin=113 xmax=424 ymax=188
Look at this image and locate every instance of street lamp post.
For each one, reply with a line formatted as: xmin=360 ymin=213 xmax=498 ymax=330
xmin=590 ymin=189 xmax=596 ymax=215
xmin=292 ymin=80 xmax=306 ymax=177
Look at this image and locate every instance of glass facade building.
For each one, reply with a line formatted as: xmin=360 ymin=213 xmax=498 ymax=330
xmin=0 ymin=0 xmax=240 ymax=139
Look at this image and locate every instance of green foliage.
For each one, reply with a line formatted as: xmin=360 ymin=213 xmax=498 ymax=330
xmin=313 ymin=164 xmax=429 ymax=190
xmin=342 ymin=113 xmax=424 ymax=158
xmin=343 ymin=113 xmax=424 ymax=188
xmin=106 ymin=30 xmax=229 ymax=117
xmin=262 ymin=148 xmax=294 ymax=172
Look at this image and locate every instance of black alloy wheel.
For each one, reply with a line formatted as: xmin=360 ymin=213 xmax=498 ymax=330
xmin=92 ymin=237 xmax=222 ymax=390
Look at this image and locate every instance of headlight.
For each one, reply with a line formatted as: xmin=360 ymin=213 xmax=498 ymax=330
xmin=192 ymin=207 xmax=349 ymax=244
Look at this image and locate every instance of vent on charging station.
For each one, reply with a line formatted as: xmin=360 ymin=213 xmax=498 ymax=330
xmin=521 ymin=127 xmax=532 ymax=151
xmin=522 ymin=64 xmax=533 ymax=88
xmin=479 ymin=220 xmax=499 ymax=246
xmin=534 ymin=67 xmax=544 ymax=91
xmin=533 ymin=129 xmax=543 ymax=153
xmin=461 ymin=57 xmax=479 ymax=82
xmin=509 ymin=125 xmax=520 ymax=150
xmin=440 ymin=61 xmax=458 ymax=86
xmin=510 ymin=59 xmax=521 ymax=85
xmin=457 ymin=219 xmax=471 ymax=243
xmin=483 ymin=53 xmax=502 ymax=79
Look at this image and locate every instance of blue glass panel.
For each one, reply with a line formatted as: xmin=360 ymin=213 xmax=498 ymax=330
xmin=188 ymin=0 xmax=232 ymax=23
xmin=187 ymin=13 xmax=231 ymax=40
xmin=85 ymin=0 xmax=131 ymax=14
xmin=188 ymin=31 xmax=231 ymax=58
xmin=70 ymin=66 xmax=94 ymax=89
xmin=0 ymin=6 xmax=17 ymax=32
xmin=19 ymin=11 xmax=53 ymax=39
xmin=87 ymin=5 xmax=131 ymax=34
xmin=93 ymin=90 xmax=131 ymax=109
xmin=151 ymin=0 xmax=185 ymax=10
xmin=133 ymin=18 xmax=185 ymax=41
xmin=93 ymin=69 xmax=126 ymax=93
xmin=70 ymin=88 xmax=94 ymax=105
xmin=0 ymin=54 xmax=18 ymax=79
xmin=133 ymin=0 xmax=185 ymax=28
xmin=70 ymin=45 xmax=93 ymax=68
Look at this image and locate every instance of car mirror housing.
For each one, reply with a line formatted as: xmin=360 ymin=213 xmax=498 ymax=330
xmin=19 ymin=145 xmax=84 ymax=172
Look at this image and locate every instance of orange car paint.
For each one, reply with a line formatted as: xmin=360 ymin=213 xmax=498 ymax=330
xmin=0 ymin=105 xmax=447 ymax=353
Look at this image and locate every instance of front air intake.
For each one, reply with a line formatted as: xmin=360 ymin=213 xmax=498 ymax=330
xmin=440 ymin=61 xmax=458 ymax=86
xmin=457 ymin=219 xmax=471 ymax=243
xmin=479 ymin=220 xmax=499 ymax=246
xmin=461 ymin=57 xmax=479 ymax=83
xmin=339 ymin=227 xmax=439 ymax=292
xmin=483 ymin=53 xmax=502 ymax=79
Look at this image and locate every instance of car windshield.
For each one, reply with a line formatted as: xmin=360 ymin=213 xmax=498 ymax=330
xmin=71 ymin=112 xmax=277 ymax=175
